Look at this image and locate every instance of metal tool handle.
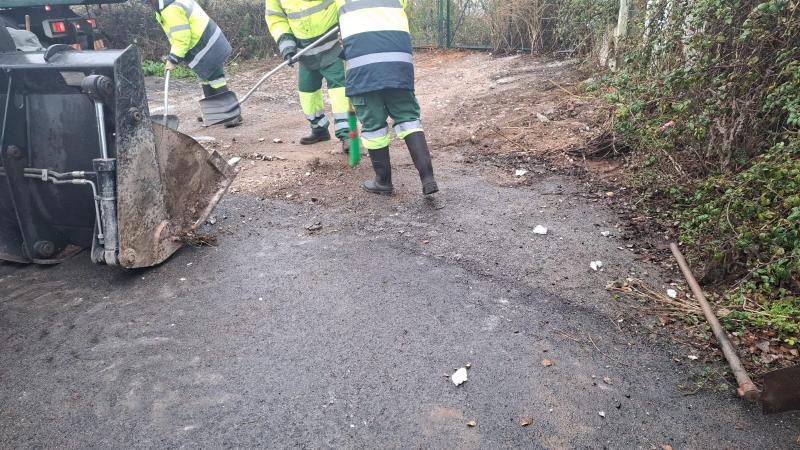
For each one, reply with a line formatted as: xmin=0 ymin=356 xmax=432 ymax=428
xmin=238 ymin=26 xmax=340 ymax=106
xmin=670 ymin=243 xmax=761 ymax=402
xmin=163 ymin=69 xmax=171 ymax=127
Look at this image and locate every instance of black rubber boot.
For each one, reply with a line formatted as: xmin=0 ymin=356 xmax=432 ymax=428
xmin=363 ymin=148 xmax=393 ymax=194
xmin=300 ymin=129 xmax=331 ymax=145
xmin=404 ymin=132 xmax=439 ymax=195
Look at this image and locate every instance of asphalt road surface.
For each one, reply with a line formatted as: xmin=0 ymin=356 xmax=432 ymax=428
xmin=2 ymin=167 xmax=798 ymax=448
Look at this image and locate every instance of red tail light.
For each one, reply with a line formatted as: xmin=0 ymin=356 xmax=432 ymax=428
xmin=44 ymin=4 xmax=52 ymax=11
xmin=50 ymin=21 xmax=66 ymax=34
xmin=87 ymin=19 xmax=97 ymax=28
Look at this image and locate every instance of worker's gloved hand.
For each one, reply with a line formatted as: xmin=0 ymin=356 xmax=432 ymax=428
xmin=278 ymin=34 xmax=298 ymax=67
xmin=284 ymin=51 xmax=297 ymax=67
xmin=164 ymin=60 xmax=177 ymax=71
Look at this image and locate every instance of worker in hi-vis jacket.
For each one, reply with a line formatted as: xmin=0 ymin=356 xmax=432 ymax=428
xmin=147 ymin=0 xmax=243 ymax=127
xmin=266 ymin=0 xmax=350 ymax=153
xmin=334 ymin=0 xmax=438 ymax=195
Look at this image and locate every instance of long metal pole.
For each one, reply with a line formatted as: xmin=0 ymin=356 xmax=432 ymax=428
xmin=238 ymin=27 xmax=339 ymax=106
xmin=669 ymin=243 xmax=761 ymax=401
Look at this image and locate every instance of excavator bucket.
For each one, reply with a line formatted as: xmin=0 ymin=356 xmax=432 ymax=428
xmin=0 ymin=44 xmax=238 ymax=268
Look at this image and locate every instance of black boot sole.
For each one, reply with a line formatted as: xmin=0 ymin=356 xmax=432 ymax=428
xmin=363 ymin=181 xmax=394 ymax=195
xmin=300 ymin=134 xmax=331 ymax=145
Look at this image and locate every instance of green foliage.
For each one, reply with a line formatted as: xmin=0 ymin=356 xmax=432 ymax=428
xmin=586 ymin=0 xmax=800 ymax=338
xmin=141 ymin=60 xmax=196 ymax=79
xmin=680 ymin=141 xmax=800 ymax=336
xmin=600 ymin=0 xmax=800 ymax=170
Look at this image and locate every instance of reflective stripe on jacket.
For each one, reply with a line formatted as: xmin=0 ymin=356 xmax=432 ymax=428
xmin=335 ymin=0 xmax=413 ymax=96
xmin=156 ymin=0 xmax=232 ymax=80
xmin=265 ymin=0 xmax=341 ymax=70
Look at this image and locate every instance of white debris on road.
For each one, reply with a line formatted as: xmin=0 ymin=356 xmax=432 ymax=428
xmin=601 ymin=231 xmax=611 ymax=237
xmin=514 ymin=169 xmax=528 ymax=177
xmin=533 ymin=225 xmax=549 ymax=235
xmin=590 ymin=261 xmax=604 ymax=271
xmin=666 ymin=289 xmax=678 ymax=299
xmin=451 ymin=367 xmax=469 ymax=386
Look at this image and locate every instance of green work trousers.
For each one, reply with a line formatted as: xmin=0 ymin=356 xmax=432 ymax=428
xmin=298 ymin=59 xmax=349 ymax=139
xmin=350 ymin=89 xmax=423 ymax=150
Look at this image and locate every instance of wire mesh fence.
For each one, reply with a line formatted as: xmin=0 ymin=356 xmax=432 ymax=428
xmin=408 ymin=0 xmax=626 ymax=58
xmin=408 ymin=0 xmax=497 ymax=49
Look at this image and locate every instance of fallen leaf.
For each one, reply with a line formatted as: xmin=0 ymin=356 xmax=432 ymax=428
xmin=519 ymin=417 xmax=533 ymax=427
xmin=756 ymin=340 xmax=770 ymax=353
xmin=661 ymin=445 xmax=673 ymax=450
xmin=451 ymin=367 xmax=468 ymax=386
xmin=542 ymin=359 xmax=553 ymax=367
xmin=467 ymin=420 xmax=477 ymax=427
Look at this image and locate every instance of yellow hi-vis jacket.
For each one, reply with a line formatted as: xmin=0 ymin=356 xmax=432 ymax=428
xmin=156 ymin=0 xmax=232 ymax=80
xmin=265 ymin=0 xmax=341 ymax=70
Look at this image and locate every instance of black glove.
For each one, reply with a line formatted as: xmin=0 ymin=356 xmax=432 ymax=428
xmin=284 ymin=51 xmax=297 ymax=66
xmin=278 ymin=34 xmax=298 ymax=66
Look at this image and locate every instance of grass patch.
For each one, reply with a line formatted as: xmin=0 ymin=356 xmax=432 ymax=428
xmin=141 ymin=60 xmax=197 ymax=79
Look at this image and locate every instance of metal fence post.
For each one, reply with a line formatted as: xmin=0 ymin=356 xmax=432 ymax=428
xmin=445 ymin=0 xmax=451 ymax=48
xmin=437 ymin=0 xmax=445 ymax=48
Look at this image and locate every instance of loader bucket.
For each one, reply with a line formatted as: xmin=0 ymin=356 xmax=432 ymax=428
xmin=0 ymin=45 xmax=238 ymax=268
